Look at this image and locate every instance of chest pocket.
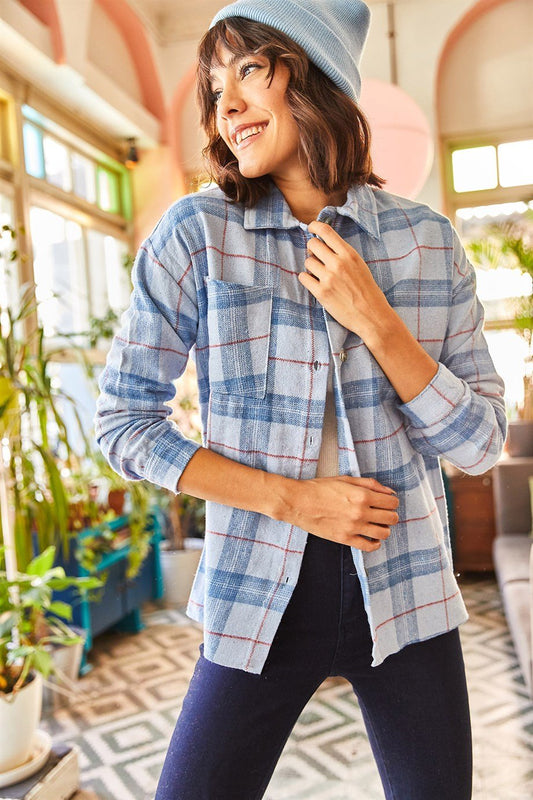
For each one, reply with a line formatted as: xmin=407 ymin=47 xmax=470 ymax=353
xmin=206 ymin=279 xmax=273 ymax=399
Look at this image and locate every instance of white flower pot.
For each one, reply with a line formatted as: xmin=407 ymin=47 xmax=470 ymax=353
xmin=160 ymin=540 xmax=202 ymax=606
xmin=0 ymin=672 xmax=42 ymax=773
xmin=42 ymin=626 xmax=86 ymax=711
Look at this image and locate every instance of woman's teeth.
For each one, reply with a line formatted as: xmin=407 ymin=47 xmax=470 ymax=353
xmin=235 ymin=124 xmax=267 ymax=145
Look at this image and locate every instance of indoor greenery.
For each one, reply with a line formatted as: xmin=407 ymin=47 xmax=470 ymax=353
xmin=0 ymin=545 xmax=100 ymax=696
xmin=0 ymin=225 xmax=156 ymax=579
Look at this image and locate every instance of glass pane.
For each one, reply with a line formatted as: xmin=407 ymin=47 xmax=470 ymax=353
xmin=23 ymin=123 xmax=45 ymax=179
xmin=97 ymin=167 xmax=120 ymax=213
xmin=50 ymin=362 xmax=97 ymax=455
xmin=43 ymin=135 xmax=72 ymax=192
xmin=87 ymin=229 xmax=130 ymax=321
xmin=485 ymin=329 xmax=529 ymax=417
xmin=475 ymin=267 xmax=531 ymax=323
xmin=30 ymin=206 xmax=88 ymax=336
xmin=498 ymin=140 xmax=533 ymax=187
xmin=72 ymin=152 xmax=96 ymax=203
xmin=452 ymin=146 xmax=498 ymax=193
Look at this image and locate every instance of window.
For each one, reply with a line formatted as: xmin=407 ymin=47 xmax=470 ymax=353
xmin=455 ymin=201 xmax=533 ymax=417
xmin=22 ymin=106 xmax=130 ymax=220
xmin=449 ymin=138 xmax=533 ymax=197
xmin=0 ymin=90 xmax=134 ymax=354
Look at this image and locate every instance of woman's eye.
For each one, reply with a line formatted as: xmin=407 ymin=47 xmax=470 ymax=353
xmin=240 ymin=62 xmax=262 ymax=79
xmin=212 ymin=89 xmax=223 ymax=104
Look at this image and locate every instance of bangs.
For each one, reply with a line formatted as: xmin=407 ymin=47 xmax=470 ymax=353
xmin=199 ymin=20 xmax=279 ymax=94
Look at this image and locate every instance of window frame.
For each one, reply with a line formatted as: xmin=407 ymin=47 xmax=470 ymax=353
xmin=0 ymin=64 xmax=134 ymax=363
xmin=443 ymin=125 xmax=533 ymax=218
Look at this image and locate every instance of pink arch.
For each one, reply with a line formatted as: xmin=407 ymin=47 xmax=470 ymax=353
xmin=19 ymin=0 xmax=64 ymax=63
xmin=436 ymin=0 xmax=517 ymax=107
xmin=96 ymin=0 xmax=166 ymax=129
xmin=435 ymin=0 xmax=517 ymax=207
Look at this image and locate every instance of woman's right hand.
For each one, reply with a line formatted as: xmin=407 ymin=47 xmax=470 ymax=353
xmin=278 ymin=475 xmax=400 ymax=551
xmin=177 ymin=448 xmax=399 ymax=552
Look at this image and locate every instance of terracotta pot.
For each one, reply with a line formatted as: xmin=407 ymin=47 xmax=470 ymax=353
xmin=107 ymin=489 xmax=126 ymax=516
xmin=0 ymin=672 xmax=42 ymax=772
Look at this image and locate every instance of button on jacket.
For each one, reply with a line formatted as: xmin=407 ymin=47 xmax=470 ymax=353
xmin=95 ymin=183 xmax=506 ymax=674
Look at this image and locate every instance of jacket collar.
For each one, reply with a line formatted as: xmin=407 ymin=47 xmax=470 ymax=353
xmin=243 ymin=182 xmax=381 ymax=240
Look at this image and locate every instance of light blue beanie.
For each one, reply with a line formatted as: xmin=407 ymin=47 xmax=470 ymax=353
xmin=210 ymin=0 xmax=371 ymax=102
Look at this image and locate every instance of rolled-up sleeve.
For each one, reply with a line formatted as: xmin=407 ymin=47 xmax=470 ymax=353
xmin=399 ymin=227 xmax=507 ymax=474
xmin=95 ymin=220 xmax=202 ymax=493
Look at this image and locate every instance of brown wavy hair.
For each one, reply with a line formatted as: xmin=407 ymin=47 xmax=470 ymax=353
xmin=197 ymin=17 xmax=384 ymax=206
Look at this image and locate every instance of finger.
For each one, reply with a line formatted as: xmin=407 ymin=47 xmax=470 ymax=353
xmin=308 ymin=220 xmax=347 ymax=254
xmin=307 ymin=235 xmax=335 ymax=263
xmin=303 ymin=255 xmax=327 ymax=280
xmin=350 ymin=535 xmax=382 ymax=552
xmin=340 ymin=476 xmax=397 ymax=496
xmin=343 ymin=522 xmax=392 ymax=544
xmin=367 ymin=491 xmax=400 ymax=512
xmin=368 ymin=507 xmax=399 ymax=527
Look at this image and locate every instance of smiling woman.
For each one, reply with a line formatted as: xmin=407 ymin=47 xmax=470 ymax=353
xmin=210 ymin=50 xmax=301 ymax=184
xmin=95 ymin=2 xmax=506 ymax=799
xmin=196 ymin=15 xmax=383 ymax=211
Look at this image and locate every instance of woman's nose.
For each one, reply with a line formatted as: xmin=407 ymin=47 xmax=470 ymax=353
xmin=217 ymin=83 xmax=246 ymax=118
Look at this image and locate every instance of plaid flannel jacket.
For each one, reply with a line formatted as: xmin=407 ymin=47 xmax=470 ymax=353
xmin=95 ymin=182 xmax=506 ymax=674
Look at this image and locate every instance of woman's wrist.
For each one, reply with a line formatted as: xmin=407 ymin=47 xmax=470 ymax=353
xmin=263 ymin=473 xmax=299 ymax=523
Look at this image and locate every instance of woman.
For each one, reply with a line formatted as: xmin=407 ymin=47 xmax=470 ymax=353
xmin=96 ymin=1 xmax=506 ymax=797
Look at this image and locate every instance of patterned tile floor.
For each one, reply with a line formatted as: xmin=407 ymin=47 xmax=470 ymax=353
xmin=41 ymin=574 xmax=533 ymax=799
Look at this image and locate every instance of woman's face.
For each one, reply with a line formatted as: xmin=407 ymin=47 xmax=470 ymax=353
xmin=210 ymin=45 xmax=304 ymax=184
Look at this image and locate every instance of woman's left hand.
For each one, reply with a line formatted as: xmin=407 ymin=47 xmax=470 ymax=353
xmin=299 ymin=220 xmax=393 ymax=343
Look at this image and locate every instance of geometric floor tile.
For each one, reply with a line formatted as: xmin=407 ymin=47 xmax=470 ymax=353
xmin=40 ymin=573 xmax=533 ymax=799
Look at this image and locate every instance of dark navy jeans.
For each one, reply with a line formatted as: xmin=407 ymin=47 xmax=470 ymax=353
xmin=155 ymin=534 xmax=472 ymax=799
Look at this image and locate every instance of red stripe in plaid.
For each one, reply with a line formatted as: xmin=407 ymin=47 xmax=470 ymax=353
xmin=367 ymin=244 xmax=452 ymax=267
xmin=196 ymin=333 xmax=270 ymax=352
xmin=189 ymin=244 xmax=300 ymax=277
xmin=462 ymin=429 xmax=496 ymax=470
xmin=374 ymin=589 xmax=460 ymax=635
xmin=353 ymin=422 xmax=405 ymax=445
xmin=115 ymin=335 xmax=187 ymax=358
xmin=206 ymin=528 xmax=305 ymax=554
xmin=398 ymin=506 xmax=438 ymax=525
xmin=207 ymin=628 xmax=271 ymax=646
xmin=207 ymin=439 xmax=320 ymax=463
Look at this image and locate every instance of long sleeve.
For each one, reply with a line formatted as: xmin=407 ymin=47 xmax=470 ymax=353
xmin=95 ymin=216 xmax=202 ymax=493
xmin=398 ymin=226 xmax=507 ymax=475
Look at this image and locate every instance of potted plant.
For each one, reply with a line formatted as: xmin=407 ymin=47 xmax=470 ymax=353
xmin=0 ymin=545 xmax=100 ymax=773
xmin=465 ymin=211 xmax=533 ymax=455
xmin=0 ymin=225 xmax=155 ymax=579
xmin=0 ymin=224 xmax=93 ymax=570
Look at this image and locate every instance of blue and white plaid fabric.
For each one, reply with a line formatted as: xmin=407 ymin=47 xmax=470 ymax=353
xmin=96 ymin=183 xmax=506 ymax=674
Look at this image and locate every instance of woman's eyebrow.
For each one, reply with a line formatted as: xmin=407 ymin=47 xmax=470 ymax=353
xmin=209 ymin=53 xmax=243 ymax=80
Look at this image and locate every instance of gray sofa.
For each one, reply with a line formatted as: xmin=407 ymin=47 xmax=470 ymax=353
xmin=492 ymin=458 xmax=533 ymax=695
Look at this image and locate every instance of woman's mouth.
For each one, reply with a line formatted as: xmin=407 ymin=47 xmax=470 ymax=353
xmin=233 ymin=123 xmax=268 ymax=147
